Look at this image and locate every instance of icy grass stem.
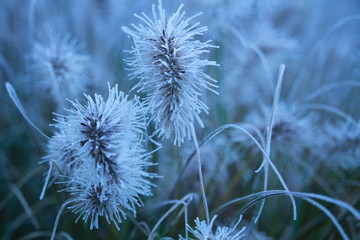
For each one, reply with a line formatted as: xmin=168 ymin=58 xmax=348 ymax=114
xmin=19 ymin=231 xmax=73 ymax=240
xmin=0 ymin=53 xmax=15 ymax=80
xmin=148 ymin=194 xmax=194 ymax=240
xmin=168 ymin=122 xmax=292 ymax=212
xmin=190 ymin=125 xmax=210 ymax=224
xmin=300 ymin=103 xmax=357 ymax=125
xmin=28 ymin=0 xmax=37 ymax=42
xmin=10 ymin=184 xmax=40 ymax=230
xmin=39 ymin=161 xmax=53 ymax=200
xmin=127 ymin=214 xmax=151 ymax=238
xmin=304 ymin=80 xmax=360 ymax=102
xmin=0 ymin=166 xmax=42 ymax=210
xmin=5 ymin=82 xmax=50 ymax=140
xmin=18 ymin=231 xmax=52 ymax=240
xmin=11 ymin=197 xmax=55 ymax=232
xmin=255 ymin=64 xmax=297 ymax=222
xmin=216 ymin=190 xmax=360 ymax=240
xmin=51 ymin=201 xmax=71 ymax=240
xmin=228 ymin=26 xmax=274 ymax=90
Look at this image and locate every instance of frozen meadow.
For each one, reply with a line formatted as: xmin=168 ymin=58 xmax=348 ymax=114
xmin=0 ymin=0 xmax=360 ymax=239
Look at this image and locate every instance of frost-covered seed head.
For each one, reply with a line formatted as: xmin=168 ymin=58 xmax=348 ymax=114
xmin=236 ymin=103 xmax=318 ymax=156
xmin=31 ymin=27 xmax=89 ymax=105
xmin=45 ymin=84 xmax=149 ymax=179
xmin=66 ymin=165 xmax=125 ymax=230
xmin=318 ymin=121 xmax=360 ymax=170
xmin=43 ymin=84 xmax=155 ymax=229
xmin=180 ymin=215 xmax=246 ymax=240
xmin=122 ymin=0 xmax=218 ymax=146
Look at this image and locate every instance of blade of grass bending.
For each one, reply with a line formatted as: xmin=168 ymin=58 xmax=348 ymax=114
xmin=39 ymin=161 xmax=53 ymax=200
xmin=255 ymin=64 xmax=297 ymax=222
xmin=5 ymin=82 xmax=50 ymax=140
xmin=51 ymin=201 xmax=70 ymax=240
xmin=288 ymin=15 xmax=360 ymax=102
xmin=10 ymin=184 xmax=40 ymax=230
xmin=190 ymin=125 xmax=210 ymax=224
xmin=148 ymin=194 xmax=194 ymax=240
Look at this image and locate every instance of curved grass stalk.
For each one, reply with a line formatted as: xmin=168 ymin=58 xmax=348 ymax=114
xmin=288 ymin=15 xmax=360 ymax=102
xmin=127 ymin=214 xmax=152 ymax=238
xmin=168 ymin=123 xmax=294 ymax=219
xmin=18 ymin=231 xmax=52 ymax=240
xmin=148 ymin=194 xmax=194 ymax=240
xmin=10 ymin=197 xmax=55 ymax=232
xmin=39 ymin=161 xmax=53 ymax=200
xmin=28 ymin=0 xmax=37 ymax=42
xmin=5 ymin=82 xmax=50 ymax=140
xmin=190 ymin=125 xmax=210 ymax=224
xmin=51 ymin=201 xmax=71 ymax=240
xmin=305 ymin=80 xmax=360 ymax=102
xmin=0 ymin=166 xmax=43 ymax=210
xmin=216 ymin=190 xmax=360 ymax=219
xmin=10 ymin=184 xmax=40 ymax=230
xmin=215 ymin=189 xmax=359 ymax=239
xmin=255 ymin=64 xmax=290 ymax=222
xmin=228 ymin=26 xmax=274 ymax=90
xmin=300 ymin=103 xmax=357 ymax=125
xmin=0 ymin=53 xmax=15 ymax=80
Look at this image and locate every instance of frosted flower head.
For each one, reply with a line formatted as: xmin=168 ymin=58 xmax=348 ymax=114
xmin=44 ymin=84 xmax=155 ymax=229
xmin=318 ymin=121 xmax=360 ymax=170
xmin=236 ymin=103 xmax=318 ymax=156
xmin=180 ymin=215 xmax=246 ymax=240
xmin=66 ymin=164 xmax=126 ymax=230
xmin=122 ymin=0 xmax=218 ymax=146
xmin=47 ymin=84 xmax=149 ymax=176
xmin=31 ymin=26 xmax=89 ymax=105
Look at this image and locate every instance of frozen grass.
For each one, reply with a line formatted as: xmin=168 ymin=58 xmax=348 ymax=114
xmin=1 ymin=0 xmax=360 ymax=239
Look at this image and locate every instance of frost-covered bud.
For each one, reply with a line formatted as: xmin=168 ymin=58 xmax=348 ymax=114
xmin=122 ymin=0 xmax=218 ymax=146
xmin=180 ymin=215 xmax=246 ymax=240
xmin=44 ymin=84 xmax=155 ymax=229
xmin=319 ymin=121 xmax=360 ymax=170
xmin=30 ymin=27 xmax=89 ymax=105
xmin=236 ymin=103 xmax=318 ymax=157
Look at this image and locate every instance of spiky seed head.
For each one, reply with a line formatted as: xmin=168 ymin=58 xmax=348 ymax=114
xmin=44 ymin=84 xmax=155 ymax=229
xmin=236 ymin=103 xmax=318 ymax=157
xmin=31 ymin=26 xmax=89 ymax=105
xmin=319 ymin=121 xmax=360 ymax=170
xmin=66 ymin=164 xmax=126 ymax=230
xmin=122 ymin=0 xmax=218 ymax=146
xmin=180 ymin=215 xmax=246 ymax=240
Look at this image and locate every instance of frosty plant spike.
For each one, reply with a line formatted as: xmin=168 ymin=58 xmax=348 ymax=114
xmin=122 ymin=0 xmax=219 ymax=146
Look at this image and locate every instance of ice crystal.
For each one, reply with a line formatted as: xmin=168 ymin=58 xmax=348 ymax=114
xmin=122 ymin=0 xmax=218 ymax=146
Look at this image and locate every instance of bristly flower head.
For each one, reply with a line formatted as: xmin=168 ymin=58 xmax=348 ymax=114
xmin=44 ymin=84 xmax=156 ymax=229
xmin=31 ymin=26 xmax=89 ymax=106
xmin=122 ymin=0 xmax=218 ymax=146
xmin=318 ymin=121 xmax=360 ymax=170
xmin=180 ymin=215 xmax=246 ymax=240
xmin=66 ymin=164 xmax=126 ymax=230
xmin=235 ymin=103 xmax=318 ymax=157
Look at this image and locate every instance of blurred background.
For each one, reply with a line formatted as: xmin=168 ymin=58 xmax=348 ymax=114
xmin=1 ymin=0 xmax=360 ymax=239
